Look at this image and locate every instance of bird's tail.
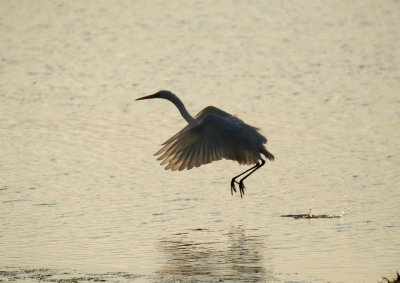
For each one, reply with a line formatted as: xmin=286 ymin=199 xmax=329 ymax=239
xmin=261 ymin=147 xmax=275 ymax=161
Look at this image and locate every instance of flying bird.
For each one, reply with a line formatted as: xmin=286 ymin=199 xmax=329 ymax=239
xmin=136 ymin=90 xmax=274 ymax=197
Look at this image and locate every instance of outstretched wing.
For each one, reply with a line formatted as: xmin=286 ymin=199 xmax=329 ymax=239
xmin=160 ymin=106 xmax=231 ymax=146
xmin=154 ymin=114 xmax=262 ymax=171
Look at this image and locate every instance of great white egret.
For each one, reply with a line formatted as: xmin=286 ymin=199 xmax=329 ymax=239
xmin=136 ymin=90 xmax=274 ymax=197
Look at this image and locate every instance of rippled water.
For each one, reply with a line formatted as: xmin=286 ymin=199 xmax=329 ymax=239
xmin=1 ymin=1 xmax=399 ymax=282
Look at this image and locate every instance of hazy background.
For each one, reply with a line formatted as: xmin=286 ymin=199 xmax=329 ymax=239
xmin=1 ymin=0 xmax=399 ymax=282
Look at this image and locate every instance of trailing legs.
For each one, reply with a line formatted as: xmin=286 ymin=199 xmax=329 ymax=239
xmin=230 ymin=158 xmax=266 ymax=198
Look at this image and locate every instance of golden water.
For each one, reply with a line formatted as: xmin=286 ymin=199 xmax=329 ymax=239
xmin=1 ymin=1 xmax=399 ymax=282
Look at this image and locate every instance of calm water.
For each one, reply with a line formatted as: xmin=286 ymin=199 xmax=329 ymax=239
xmin=1 ymin=1 xmax=399 ymax=282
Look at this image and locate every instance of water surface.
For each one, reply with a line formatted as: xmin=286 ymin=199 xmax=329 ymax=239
xmin=1 ymin=0 xmax=399 ymax=282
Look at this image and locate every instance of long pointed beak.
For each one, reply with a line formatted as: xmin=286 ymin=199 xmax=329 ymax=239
xmin=136 ymin=94 xmax=157 ymax=101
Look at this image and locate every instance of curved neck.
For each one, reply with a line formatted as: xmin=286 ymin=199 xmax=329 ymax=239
xmin=167 ymin=95 xmax=197 ymax=126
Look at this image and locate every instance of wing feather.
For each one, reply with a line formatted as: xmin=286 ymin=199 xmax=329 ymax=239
xmin=156 ymin=113 xmax=264 ymax=170
xmin=157 ymin=141 xmax=178 ymax=162
xmin=177 ymin=144 xmax=192 ymax=171
xmin=159 ymin=139 xmax=184 ymax=164
xmin=203 ymin=138 xmax=210 ymax=164
xmin=196 ymin=135 xmax=206 ymax=167
xmin=159 ymin=106 xmax=232 ymax=146
xmin=155 ymin=139 xmax=178 ymax=157
xmin=186 ymin=140 xmax=198 ymax=170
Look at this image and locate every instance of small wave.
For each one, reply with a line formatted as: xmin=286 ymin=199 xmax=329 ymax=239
xmin=281 ymin=209 xmax=343 ymax=219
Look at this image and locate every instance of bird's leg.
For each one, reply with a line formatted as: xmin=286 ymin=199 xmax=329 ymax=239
xmin=237 ymin=163 xmax=261 ymax=198
xmin=238 ymin=159 xmax=266 ymax=198
xmin=230 ymin=162 xmax=261 ymax=196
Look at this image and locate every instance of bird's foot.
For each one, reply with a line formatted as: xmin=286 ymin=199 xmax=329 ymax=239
xmin=239 ymin=181 xmax=246 ymax=198
xmin=230 ymin=179 xmax=237 ymax=195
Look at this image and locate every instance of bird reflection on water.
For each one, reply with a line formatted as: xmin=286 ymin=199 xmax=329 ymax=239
xmin=157 ymin=226 xmax=272 ymax=282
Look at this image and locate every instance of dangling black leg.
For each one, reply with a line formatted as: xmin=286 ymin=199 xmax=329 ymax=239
xmin=230 ymin=162 xmax=261 ymax=196
xmin=238 ymin=159 xmax=266 ymax=198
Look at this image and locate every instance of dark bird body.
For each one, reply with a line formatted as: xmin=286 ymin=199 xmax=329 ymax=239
xmin=136 ymin=90 xmax=274 ymax=197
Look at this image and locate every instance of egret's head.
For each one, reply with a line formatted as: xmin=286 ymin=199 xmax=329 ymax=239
xmin=136 ymin=90 xmax=175 ymax=101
